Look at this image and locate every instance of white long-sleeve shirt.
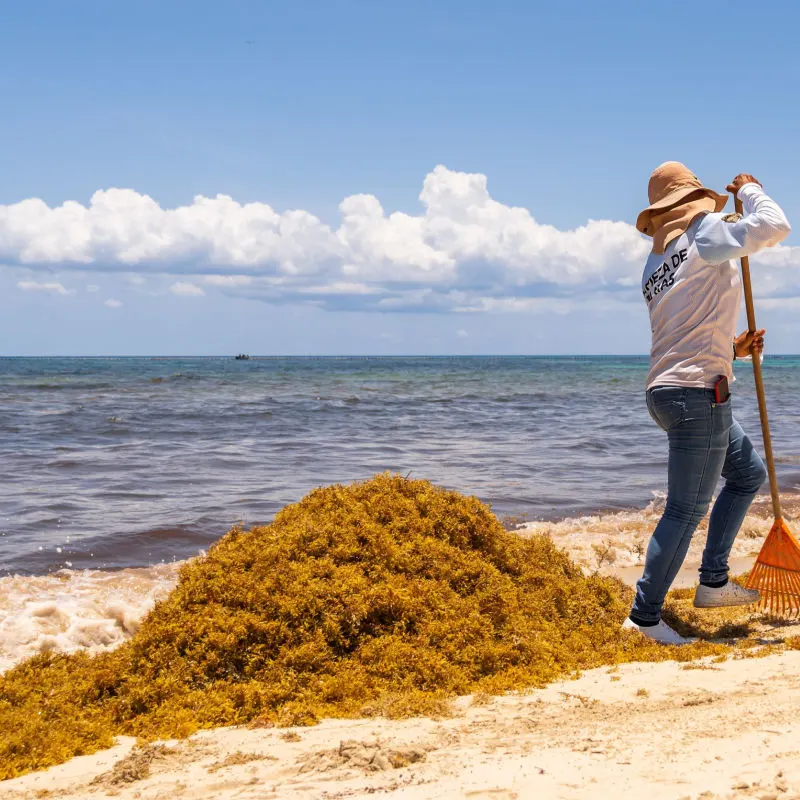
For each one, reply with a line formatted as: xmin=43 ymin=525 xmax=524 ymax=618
xmin=642 ymin=183 xmax=791 ymax=390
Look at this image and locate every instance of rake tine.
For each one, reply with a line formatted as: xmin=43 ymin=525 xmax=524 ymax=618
xmin=788 ymin=571 xmax=800 ymax=612
xmin=775 ymin=569 xmax=786 ymax=616
xmin=767 ymin=568 xmax=779 ymax=617
xmin=749 ymin=529 xmax=800 ymax=618
xmin=765 ymin=567 xmax=779 ymax=616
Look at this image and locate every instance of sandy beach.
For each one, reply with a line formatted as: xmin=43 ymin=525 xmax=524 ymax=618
xmin=3 ymin=643 xmax=800 ymax=800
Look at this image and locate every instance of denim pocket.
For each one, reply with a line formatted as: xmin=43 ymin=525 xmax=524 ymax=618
xmin=647 ymin=388 xmax=686 ymax=431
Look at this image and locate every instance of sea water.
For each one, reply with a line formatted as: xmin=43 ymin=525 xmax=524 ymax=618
xmin=2 ymin=355 xmax=800 ymax=669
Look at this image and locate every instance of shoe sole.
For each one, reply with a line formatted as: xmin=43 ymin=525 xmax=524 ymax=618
xmin=641 ymin=636 xmax=696 ymax=645
xmin=693 ymin=597 xmax=758 ymax=609
xmin=622 ymin=622 xmax=696 ymax=645
xmin=640 ymin=635 xmax=697 ymax=645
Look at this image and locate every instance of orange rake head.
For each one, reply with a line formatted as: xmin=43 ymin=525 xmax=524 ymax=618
xmin=745 ymin=518 xmax=800 ymax=617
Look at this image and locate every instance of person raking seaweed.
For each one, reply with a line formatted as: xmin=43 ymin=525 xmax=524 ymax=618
xmin=626 ymin=162 xmax=791 ymax=645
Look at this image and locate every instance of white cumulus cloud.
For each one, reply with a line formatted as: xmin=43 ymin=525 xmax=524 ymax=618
xmin=1 ymin=166 xmax=797 ymax=312
xmin=0 ymin=189 xmax=340 ymax=273
xmin=16 ymin=280 xmax=72 ymax=295
xmin=169 ymin=281 xmax=205 ymax=297
xmin=104 ymin=298 xmax=122 ymax=308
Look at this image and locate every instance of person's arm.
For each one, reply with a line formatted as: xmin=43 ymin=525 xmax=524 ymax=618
xmin=695 ymin=174 xmax=791 ymax=265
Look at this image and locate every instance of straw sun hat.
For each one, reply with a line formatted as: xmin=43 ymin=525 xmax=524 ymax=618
xmin=636 ymin=161 xmax=729 ymax=254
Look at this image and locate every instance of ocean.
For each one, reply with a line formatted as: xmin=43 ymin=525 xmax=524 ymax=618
xmin=3 ymin=355 xmax=800 ymax=669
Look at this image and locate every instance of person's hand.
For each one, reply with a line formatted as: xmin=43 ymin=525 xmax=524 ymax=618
xmin=734 ymin=328 xmax=765 ymax=358
xmin=727 ymin=174 xmax=762 ymax=195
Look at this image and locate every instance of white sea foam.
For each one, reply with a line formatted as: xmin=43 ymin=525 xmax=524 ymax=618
xmin=516 ymin=492 xmax=791 ymax=573
xmin=0 ymin=563 xmax=181 ymax=673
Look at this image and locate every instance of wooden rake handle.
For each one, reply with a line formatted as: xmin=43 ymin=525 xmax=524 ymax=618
xmin=735 ymin=196 xmax=782 ymax=520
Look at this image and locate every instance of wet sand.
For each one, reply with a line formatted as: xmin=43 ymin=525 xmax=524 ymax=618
xmin=612 ymin=556 xmax=758 ymax=590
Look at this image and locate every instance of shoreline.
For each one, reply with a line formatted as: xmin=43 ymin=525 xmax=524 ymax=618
xmin=4 ymin=485 xmax=791 ymax=577
xmin=611 ymin=555 xmax=757 ymax=590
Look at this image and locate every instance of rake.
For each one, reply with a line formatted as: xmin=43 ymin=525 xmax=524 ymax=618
xmin=736 ymin=196 xmax=800 ymax=616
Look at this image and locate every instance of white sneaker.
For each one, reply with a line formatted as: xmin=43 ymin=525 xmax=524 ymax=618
xmin=693 ymin=581 xmax=760 ymax=608
xmin=622 ymin=617 xmax=697 ymax=645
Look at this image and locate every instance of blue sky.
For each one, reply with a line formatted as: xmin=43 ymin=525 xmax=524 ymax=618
xmin=2 ymin=0 xmax=799 ymax=355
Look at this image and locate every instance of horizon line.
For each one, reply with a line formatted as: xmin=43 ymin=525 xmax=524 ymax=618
xmin=2 ymin=353 xmax=800 ymax=359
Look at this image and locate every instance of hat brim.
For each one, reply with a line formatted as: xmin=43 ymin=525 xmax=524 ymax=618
xmin=636 ymin=187 xmax=728 ymax=235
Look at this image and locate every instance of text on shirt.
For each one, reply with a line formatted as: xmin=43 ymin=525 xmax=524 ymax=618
xmin=643 ymin=248 xmax=688 ymax=303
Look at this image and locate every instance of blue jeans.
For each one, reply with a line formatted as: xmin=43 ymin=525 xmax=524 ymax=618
xmin=630 ymin=387 xmax=767 ymax=624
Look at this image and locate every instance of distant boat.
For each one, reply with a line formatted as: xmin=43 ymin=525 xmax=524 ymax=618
xmin=234 ymin=354 xmax=251 ymax=360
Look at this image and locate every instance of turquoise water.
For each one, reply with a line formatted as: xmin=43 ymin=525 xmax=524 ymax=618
xmin=2 ymin=355 xmax=799 ymax=576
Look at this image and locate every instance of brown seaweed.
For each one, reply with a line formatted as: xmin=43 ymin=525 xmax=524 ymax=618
xmin=0 ymin=474 xmax=747 ymax=779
